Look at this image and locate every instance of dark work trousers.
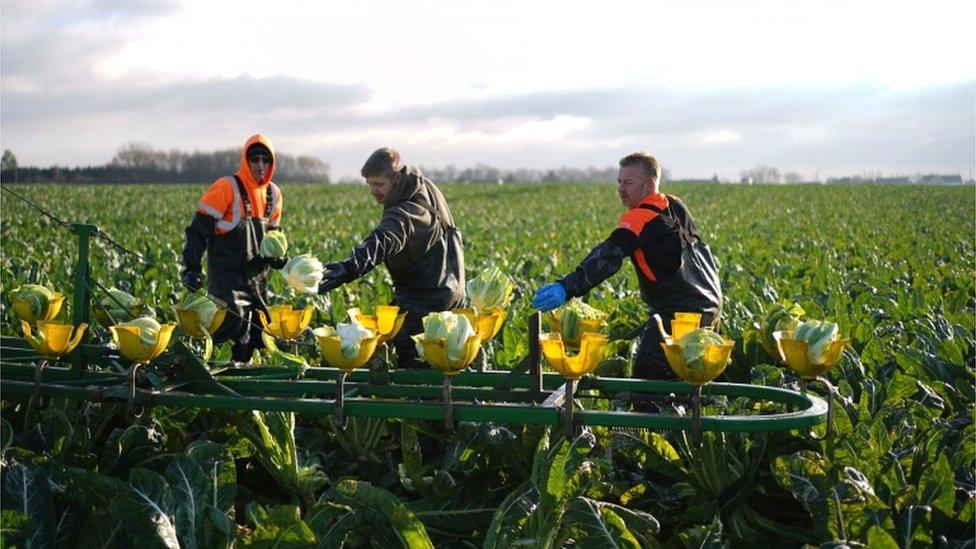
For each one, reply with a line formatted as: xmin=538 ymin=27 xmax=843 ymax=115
xmin=392 ymin=307 xmax=427 ymax=369
xmin=209 ymin=283 xmax=268 ymax=363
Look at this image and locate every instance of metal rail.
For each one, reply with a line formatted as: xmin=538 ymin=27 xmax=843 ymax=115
xmin=1 ymin=217 xmax=831 ymax=438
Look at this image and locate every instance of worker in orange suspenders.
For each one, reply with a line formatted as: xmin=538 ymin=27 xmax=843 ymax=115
xmin=532 ymin=151 xmax=723 ymax=385
xmin=181 ymin=134 xmax=286 ymax=361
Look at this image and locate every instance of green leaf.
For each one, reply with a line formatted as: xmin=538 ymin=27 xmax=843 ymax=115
xmin=866 ymin=525 xmax=900 ymax=549
xmin=560 ymin=497 xmax=647 ymax=548
xmin=237 ymin=504 xmax=316 ymax=548
xmin=676 ymin=515 xmax=728 ymax=549
xmin=0 ymin=510 xmax=35 ymax=548
xmin=914 ymin=454 xmax=955 ymax=516
xmin=115 ymin=468 xmax=180 ymax=549
xmin=325 ymin=479 xmax=433 ymax=548
xmin=75 ymin=508 xmax=126 ymax=549
xmin=184 ymin=440 xmax=237 ymax=515
xmin=99 ymin=422 xmax=165 ymax=475
xmin=399 ymin=420 xmax=425 ymax=492
xmin=2 ymin=460 xmax=56 ymax=547
xmin=1 ymin=417 xmax=12 ymax=454
xmin=58 ymin=466 xmax=129 ymax=509
xmin=778 ymin=448 xmax=893 ymax=541
xmin=407 ymin=486 xmax=499 ymax=537
xmin=165 ymin=455 xmax=210 ymax=549
xmin=483 ymin=481 xmax=537 ymax=549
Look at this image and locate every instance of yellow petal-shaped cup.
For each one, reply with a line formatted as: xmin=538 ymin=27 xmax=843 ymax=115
xmin=544 ymin=311 xmax=604 ymax=350
xmin=661 ymin=334 xmax=734 ymax=386
xmin=21 ymin=320 xmax=87 ymax=360
xmin=313 ymin=326 xmax=380 ymax=373
xmin=539 ymin=332 xmax=609 ymax=381
xmin=347 ymin=305 xmax=406 ymax=345
xmin=110 ymin=323 xmax=176 ymax=363
xmin=413 ymin=334 xmax=482 ymax=376
xmin=670 ymin=312 xmax=702 ymax=341
xmin=454 ymin=308 xmax=507 ymax=342
xmin=774 ymin=330 xmax=850 ymax=380
xmin=12 ymin=293 xmax=65 ymax=325
xmin=173 ymin=303 xmax=227 ymax=340
xmin=258 ymin=304 xmax=314 ymax=341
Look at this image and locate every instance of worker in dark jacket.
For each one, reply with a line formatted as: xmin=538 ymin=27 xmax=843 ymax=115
xmin=532 ymin=151 xmax=722 ymax=380
xmin=318 ymin=147 xmax=466 ymax=368
xmin=181 ymin=134 xmax=286 ymax=361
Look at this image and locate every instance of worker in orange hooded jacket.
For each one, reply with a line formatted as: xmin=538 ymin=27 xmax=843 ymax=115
xmin=181 ymin=134 xmax=285 ymax=361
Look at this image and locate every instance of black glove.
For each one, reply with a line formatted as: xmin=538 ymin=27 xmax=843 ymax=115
xmin=266 ymin=256 xmax=287 ymax=269
xmin=182 ymin=269 xmax=202 ymax=291
xmin=318 ymin=262 xmax=352 ymax=294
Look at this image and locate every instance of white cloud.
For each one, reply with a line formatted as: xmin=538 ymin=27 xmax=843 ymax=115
xmin=1 ymin=0 xmax=974 ymax=180
xmin=698 ymin=130 xmax=743 ymax=145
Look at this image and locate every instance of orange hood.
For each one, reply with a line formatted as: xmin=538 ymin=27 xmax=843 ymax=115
xmin=236 ymin=134 xmax=276 ymax=188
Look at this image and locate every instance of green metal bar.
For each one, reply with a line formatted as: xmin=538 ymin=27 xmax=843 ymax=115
xmin=302 ymin=365 xmax=571 ymax=390
xmin=69 ymin=223 xmax=97 ymax=379
xmin=1 ymin=362 xmax=120 ymax=383
xmin=219 ymin=379 xmax=543 ymax=402
xmin=529 ymin=312 xmax=542 ymax=395
xmin=1 ymin=377 xmax=827 ymax=433
xmin=577 ymin=402 xmax=827 ymax=432
xmin=0 ymin=379 xmax=562 ymax=424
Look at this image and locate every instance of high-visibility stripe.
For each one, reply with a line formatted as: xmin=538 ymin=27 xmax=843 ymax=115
xmin=197 ymin=202 xmax=222 ymax=219
xmin=215 ymin=177 xmax=242 ymax=233
xmin=633 ymin=248 xmax=658 ymax=282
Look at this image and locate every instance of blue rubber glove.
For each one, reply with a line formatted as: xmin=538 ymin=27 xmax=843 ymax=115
xmin=532 ymin=282 xmax=567 ymax=312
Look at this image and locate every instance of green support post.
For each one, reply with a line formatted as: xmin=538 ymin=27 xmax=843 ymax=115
xmin=69 ymin=224 xmax=97 ymax=378
xmin=529 ymin=312 xmax=542 ymax=395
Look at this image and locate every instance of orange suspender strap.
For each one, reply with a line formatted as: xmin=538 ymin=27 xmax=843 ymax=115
xmin=617 ymin=200 xmax=666 ymax=283
xmin=633 ymin=248 xmax=658 ymax=282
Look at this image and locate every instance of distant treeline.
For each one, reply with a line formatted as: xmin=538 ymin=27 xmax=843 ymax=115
xmin=0 ymin=143 xmax=330 ymax=184
xmin=410 ymin=164 xmax=672 ymax=184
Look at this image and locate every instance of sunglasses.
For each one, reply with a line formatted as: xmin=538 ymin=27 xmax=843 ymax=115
xmin=248 ymin=155 xmax=272 ymax=165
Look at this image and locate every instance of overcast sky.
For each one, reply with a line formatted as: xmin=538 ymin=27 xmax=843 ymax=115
xmin=2 ymin=0 xmax=974 ymax=181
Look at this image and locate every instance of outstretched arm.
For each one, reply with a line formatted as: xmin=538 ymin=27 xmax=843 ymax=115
xmin=318 ymin=212 xmax=412 ymax=293
xmin=532 ymin=229 xmax=638 ymax=310
xmin=559 ymin=229 xmax=637 ymax=297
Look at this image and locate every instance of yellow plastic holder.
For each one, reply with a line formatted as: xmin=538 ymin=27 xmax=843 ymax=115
xmin=538 ymin=332 xmax=609 ymax=381
xmin=412 ymin=331 xmax=483 ymax=430
xmin=773 ymin=330 xmax=850 ymax=380
xmin=21 ymin=320 xmax=87 ymax=360
xmin=347 ymin=305 xmax=407 ymax=346
xmin=313 ymin=326 xmax=380 ymax=374
xmin=654 ymin=311 xmax=704 ymax=344
xmin=454 ymin=308 xmax=507 ymax=343
xmin=314 ymin=325 xmax=381 ymax=429
xmin=671 ymin=312 xmax=702 ymax=341
xmin=258 ymin=304 xmax=314 ymax=341
xmin=544 ymin=311 xmax=604 ymax=350
xmin=12 ymin=293 xmax=65 ymax=325
xmin=773 ymin=329 xmax=850 ymax=439
xmin=173 ymin=302 xmax=228 ymax=340
xmin=413 ymin=334 xmax=483 ymax=376
xmin=110 ymin=323 xmax=176 ymax=364
xmin=660 ymin=336 xmax=734 ymax=387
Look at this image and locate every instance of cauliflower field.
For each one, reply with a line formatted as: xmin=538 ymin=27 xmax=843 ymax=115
xmin=1 ymin=182 xmax=973 ymax=546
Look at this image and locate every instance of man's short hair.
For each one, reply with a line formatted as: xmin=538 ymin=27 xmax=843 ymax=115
xmin=361 ymin=147 xmax=402 ymax=178
xmin=619 ymin=151 xmax=661 ymax=182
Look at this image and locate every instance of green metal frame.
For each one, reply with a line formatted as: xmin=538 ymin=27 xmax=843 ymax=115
xmin=0 ymin=221 xmax=830 ymax=435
